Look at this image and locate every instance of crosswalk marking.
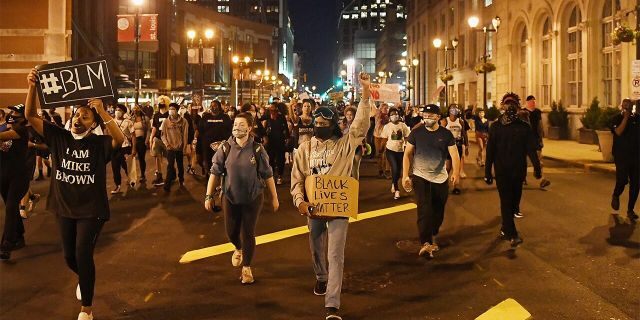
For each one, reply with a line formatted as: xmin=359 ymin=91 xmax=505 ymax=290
xmin=179 ymin=203 xmax=417 ymax=264
xmin=475 ymin=298 xmax=532 ymax=320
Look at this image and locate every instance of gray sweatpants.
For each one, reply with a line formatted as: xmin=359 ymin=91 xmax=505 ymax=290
xmin=307 ymin=217 xmax=349 ymax=309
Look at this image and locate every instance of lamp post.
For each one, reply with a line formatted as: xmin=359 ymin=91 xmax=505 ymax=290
xmin=187 ymin=29 xmax=214 ymax=105
xmin=433 ymin=37 xmax=459 ymax=108
xmin=399 ymin=58 xmax=419 ymax=104
xmin=468 ymin=15 xmax=500 ymax=109
xmin=132 ymin=0 xmax=143 ymax=106
xmin=232 ymin=55 xmax=252 ymax=106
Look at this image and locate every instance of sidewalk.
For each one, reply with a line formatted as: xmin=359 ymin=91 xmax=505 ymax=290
xmin=468 ymin=131 xmax=615 ymax=174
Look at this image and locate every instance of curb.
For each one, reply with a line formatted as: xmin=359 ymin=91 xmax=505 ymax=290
xmin=542 ymin=155 xmax=615 ymax=175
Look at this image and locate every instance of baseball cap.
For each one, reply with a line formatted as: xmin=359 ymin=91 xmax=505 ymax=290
xmin=8 ymin=104 xmax=25 ymax=114
xmin=420 ymin=104 xmax=440 ymax=115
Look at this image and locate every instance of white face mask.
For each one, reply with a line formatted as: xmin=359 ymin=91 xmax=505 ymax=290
xmin=390 ymin=115 xmax=399 ymax=122
xmin=178 ymin=108 xmax=187 ymax=117
xmin=70 ymin=123 xmax=95 ymax=140
xmin=169 ymin=110 xmax=178 ymax=117
xmin=423 ymin=119 xmax=437 ymax=128
xmin=227 ymin=111 xmax=235 ymax=118
xmin=115 ymin=111 xmax=124 ymax=119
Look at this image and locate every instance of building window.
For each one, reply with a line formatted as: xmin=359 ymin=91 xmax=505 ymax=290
xmin=602 ymin=0 xmax=622 ymax=107
xmin=567 ymin=6 xmax=582 ymax=107
xmin=355 ymin=42 xmax=376 ymax=59
xmin=541 ymin=18 xmax=552 ymax=106
xmin=485 ymin=0 xmax=493 ymax=7
xmin=520 ymin=28 xmax=528 ymax=98
xmin=217 ymin=5 xmax=229 ymax=13
xmin=457 ymin=35 xmax=465 ymax=67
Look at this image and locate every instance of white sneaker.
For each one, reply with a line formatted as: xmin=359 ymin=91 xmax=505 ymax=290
xmin=76 ymin=284 xmax=82 ymax=301
xmin=110 ymin=186 xmax=121 ymax=194
xmin=77 ymin=311 xmax=93 ymax=320
xmin=394 ymin=191 xmax=400 ymax=200
xmin=19 ymin=206 xmax=28 ymax=219
xmin=460 ymin=171 xmax=467 ymax=178
xmin=231 ymin=249 xmax=243 ymax=267
xmin=28 ymin=193 xmax=41 ymax=212
xmin=241 ymin=266 xmax=254 ymax=284
xmin=418 ymin=243 xmax=436 ymax=258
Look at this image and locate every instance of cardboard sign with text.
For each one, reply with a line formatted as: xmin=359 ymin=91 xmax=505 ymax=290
xmin=35 ymin=57 xmax=116 ymax=108
xmin=304 ymin=175 xmax=359 ymax=219
xmin=369 ymin=83 xmax=400 ymax=102
xmin=329 ymin=91 xmax=344 ymax=102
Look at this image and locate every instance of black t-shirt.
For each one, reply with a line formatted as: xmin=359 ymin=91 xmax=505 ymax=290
xmin=522 ymin=108 xmax=542 ymax=139
xmin=0 ymin=124 xmax=29 ymax=175
xmin=44 ymin=121 xmax=113 ymax=220
xmin=265 ymin=116 xmax=289 ymax=144
xmin=152 ymin=111 xmax=169 ymax=139
xmin=405 ymin=115 xmax=422 ymax=130
xmin=610 ymin=114 xmax=639 ymax=159
xmin=407 ymin=126 xmax=455 ymax=183
xmin=198 ymin=112 xmax=232 ymax=144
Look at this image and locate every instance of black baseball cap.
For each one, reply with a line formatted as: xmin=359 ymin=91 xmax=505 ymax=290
xmin=526 ymin=95 xmax=536 ymax=101
xmin=420 ymin=104 xmax=440 ymax=115
xmin=8 ymin=104 xmax=25 ymax=114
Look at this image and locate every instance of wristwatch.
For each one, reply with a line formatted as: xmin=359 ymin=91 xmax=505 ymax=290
xmin=204 ymin=194 xmax=215 ymax=201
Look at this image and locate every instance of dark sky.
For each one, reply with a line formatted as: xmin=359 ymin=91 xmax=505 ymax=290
xmin=288 ymin=0 xmax=340 ymax=92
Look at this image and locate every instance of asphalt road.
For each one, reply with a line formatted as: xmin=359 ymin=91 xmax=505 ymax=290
xmin=1 ymin=145 xmax=638 ymax=320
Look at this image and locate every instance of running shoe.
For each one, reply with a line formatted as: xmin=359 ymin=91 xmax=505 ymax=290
xmin=276 ymin=177 xmax=284 ymax=185
xmin=394 ymin=191 xmax=400 ymax=200
xmin=326 ymin=308 xmax=342 ymax=320
xmin=77 ymin=311 xmax=93 ymax=320
xmin=76 ymin=284 xmax=82 ymax=301
xmin=418 ymin=242 xmax=436 ymax=258
xmin=611 ymin=195 xmax=620 ymax=211
xmin=110 ymin=186 xmax=122 ymax=194
xmin=231 ymin=249 xmax=243 ymax=267
xmin=452 ymin=188 xmax=461 ymax=195
xmin=28 ymin=194 xmax=41 ymax=212
xmin=152 ymin=172 xmax=164 ymax=186
xmin=0 ymin=251 xmax=9 ymax=260
xmin=514 ymin=212 xmax=524 ymax=219
xmin=539 ymin=179 xmax=551 ymax=189
xmin=314 ymin=280 xmax=328 ymax=296
xmin=510 ymin=236 xmax=524 ymax=248
xmin=240 ymin=266 xmax=254 ymax=284
xmin=460 ymin=171 xmax=467 ymax=178
xmin=628 ymin=211 xmax=639 ymax=221
xmin=19 ymin=205 xmax=28 ymax=219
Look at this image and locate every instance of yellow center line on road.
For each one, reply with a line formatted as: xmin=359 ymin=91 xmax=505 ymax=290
xmin=179 ymin=203 xmax=417 ymax=264
xmin=475 ymin=298 xmax=532 ymax=320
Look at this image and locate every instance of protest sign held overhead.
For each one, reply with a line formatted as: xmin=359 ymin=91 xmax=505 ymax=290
xmin=35 ymin=57 xmax=116 ymax=108
xmin=369 ymin=83 xmax=400 ymax=102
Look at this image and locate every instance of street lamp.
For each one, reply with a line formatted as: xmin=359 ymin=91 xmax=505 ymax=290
xmin=469 ymin=15 xmax=500 ymax=109
xmin=132 ymin=0 xmax=144 ymax=106
xmin=433 ymin=37 xmax=459 ymax=108
xmin=232 ymin=54 xmax=252 ymax=105
xmin=399 ymin=58 xmax=419 ymax=104
xmin=187 ymin=28 xmax=216 ymax=102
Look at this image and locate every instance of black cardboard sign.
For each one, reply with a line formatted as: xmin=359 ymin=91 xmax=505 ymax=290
xmin=36 ymin=57 xmax=116 ymax=108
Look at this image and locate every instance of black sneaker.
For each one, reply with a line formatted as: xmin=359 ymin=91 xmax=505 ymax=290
xmin=628 ymin=211 xmax=639 ymax=221
xmin=0 ymin=251 xmax=10 ymax=260
xmin=539 ymin=179 xmax=551 ymax=189
xmin=314 ymin=280 xmax=327 ymax=296
xmin=514 ymin=212 xmax=524 ymax=219
xmin=326 ymin=307 xmax=341 ymax=320
xmin=510 ymin=236 xmax=523 ymax=248
xmin=452 ymin=188 xmax=461 ymax=195
xmin=153 ymin=172 xmax=165 ymax=186
xmin=611 ymin=195 xmax=620 ymax=211
xmin=213 ymin=206 xmax=222 ymax=212
xmin=498 ymin=231 xmax=509 ymax=240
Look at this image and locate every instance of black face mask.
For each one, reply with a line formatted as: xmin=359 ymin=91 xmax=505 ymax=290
xmin=314 ymin=126 xmax=334 ymax=140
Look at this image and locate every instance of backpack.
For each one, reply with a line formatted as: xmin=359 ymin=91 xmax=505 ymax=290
xmin=219 ymin=140 xmax=264 ymax=196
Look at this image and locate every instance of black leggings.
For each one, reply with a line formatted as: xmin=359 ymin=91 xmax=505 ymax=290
xmin=267 ymin=145 xmax=286 ymax=177
xmin=386 ymin=149 xmax=404 ymax=191
xmin=165 ymin=150 xmax=184 ymax=186
xmin=412 ymin=176 xmax=449 ymax=244
xmin=111 ymin=146 xmax=130 ymax=186
xmin=496 ymin=175 xmax=524 ymax=238
xmin=222 ymin=193 xmax=263 ymax=266
xmin=613 ymin=157 xmax=639 ymax=212
xmin=1 ymin=172 xmax=30 ymax=251
xmin=135 ymin=137 xmax=147 ymax=177
xmin=57 ymin=217 xmax=105 ymax=307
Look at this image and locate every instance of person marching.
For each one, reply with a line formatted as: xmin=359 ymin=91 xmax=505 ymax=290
xmin=289 ymin=97 xmax=315 ymax=147
xmin=130 ymin=105 xmax=149 ymax=182
xmin=373 ymin=103 xmax=390 ymax=178
xmin=161 ymin=103 xmax=189 ymax=192
xmin=110 ymin=104 xmax=134 ymax=194
xmin=196 ymin=100 xmax=232 ymax=176
xmin=205 ymin=112 xmax=279 ymax=284
xmin=291 ymin=73 xmax=372 ymax=320
xmin=610 ymin=98 xmax=639 ymax=221
xmin=381 ymin=107 xmax=411 ymax=200
xmin=264 ymin=102 xmax=290 ymax=185
xmin=521 ymin=95 xmax=551 ymax=189
xmin=150 ymin=96 xmax=171 ymax=186
xmin=441 ymin=104 xmax=468 ymax=194
xmin=474 ymin=108 xmax=489 ymax=166
xmin=0 ymin=104 xmax=32 ymax=260
xmin=25 ymin=68 xmax=125 ymax=320
xmin=402 ymin=104 xmax=460 ymax=259
xmin=484 ymin=93 xmax=542 ymax=248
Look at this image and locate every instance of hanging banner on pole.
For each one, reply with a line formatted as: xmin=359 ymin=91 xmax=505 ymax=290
xmin=117 ymin=14 xmax=158 ymax=42
xmin=369 ymin=83 xmax=400 ymax=102
xmin=202 ymin=48 xmax=215 ymax=64
xmin=632 ymin=60 xmax=640 ymax=100
xmin=187 ymin=48 xmax=199 ymax=64
xmin=35 ymin=56 xmax=116 ymax=108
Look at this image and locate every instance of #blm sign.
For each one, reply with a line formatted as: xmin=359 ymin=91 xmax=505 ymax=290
xmin=370 ymin=83 xmax=401 ymax=102
xmin=36 ymin=57 xmax=116 ymax=108
xmin=304 ymin=175 xmax=359 ymax=219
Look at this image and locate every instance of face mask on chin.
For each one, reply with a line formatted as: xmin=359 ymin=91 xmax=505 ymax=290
xmin=232 ymin=128 xmax=249 ymax=139
xmin=70 ymin=123 xmax=95 ymax=140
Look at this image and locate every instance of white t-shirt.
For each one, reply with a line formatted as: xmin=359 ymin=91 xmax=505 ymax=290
xmin=381 ymin=122 xmax=411 ymax=152
xmin=115 ymin=118 xmax=134 ymax=148
xmin=444 ymin=117 xmax=464 ymax=141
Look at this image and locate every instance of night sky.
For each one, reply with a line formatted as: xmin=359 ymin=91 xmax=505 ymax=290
xmin=288 ymin=0 xmax=341 ymax=92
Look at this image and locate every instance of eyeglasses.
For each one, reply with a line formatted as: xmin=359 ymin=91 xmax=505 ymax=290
xmin=312 ymin=108 xmax=335 ymax=120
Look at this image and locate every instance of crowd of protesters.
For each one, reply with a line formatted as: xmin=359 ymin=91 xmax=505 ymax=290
xmin=1 ymin=67 xmax=638 ymax=320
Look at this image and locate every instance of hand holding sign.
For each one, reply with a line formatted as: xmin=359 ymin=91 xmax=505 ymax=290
xmin=27 ymin=68 xmax=38 ymax=87
xmin=304 ymin=175 xmax=359 ymax=219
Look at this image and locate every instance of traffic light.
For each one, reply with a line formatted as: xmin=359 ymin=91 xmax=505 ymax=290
xmin=336 ymin=78 xmax=343 ymax=87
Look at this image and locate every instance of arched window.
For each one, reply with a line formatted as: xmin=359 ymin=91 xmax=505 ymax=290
xmin=602 ymin=0 xmax=622 ymax=107
xmin=541 ymin=18 xmax=552 ymax=106
xmin=520 ymin=28 xmax=528 ymax=97
xmin=567 ymin=6 xmax=582 ymax=107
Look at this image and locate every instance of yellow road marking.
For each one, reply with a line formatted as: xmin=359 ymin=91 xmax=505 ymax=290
xmin=492 ymin=278 xmax=505 ymax=287
xmin=161 ymin=272 xmax=171 ymax=281
xmin=474 ymin=263 xmax=485 ymax=271
xmin=476 ymin=298 xmax=532 ymax=320
xmin=179 ymin=203 xmax=417 ymax=264
xmin=144 ymin=292 xmax=154 ymax=303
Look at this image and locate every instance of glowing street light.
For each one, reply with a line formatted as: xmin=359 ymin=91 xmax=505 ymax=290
xmin=232 ymin=55 xmax=240 ymax=64
xmin=204 ymin=29 xmax=214 ymax=40
xmin=432 ymin=38 xmax=442 ymax=49
xmin=187 ymin=30 xmax=196 ymax=40
xmin=244 ymin=56 xmax=251 ymax=64
xmin=468 ymin=16 xmax=480 ymax=29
